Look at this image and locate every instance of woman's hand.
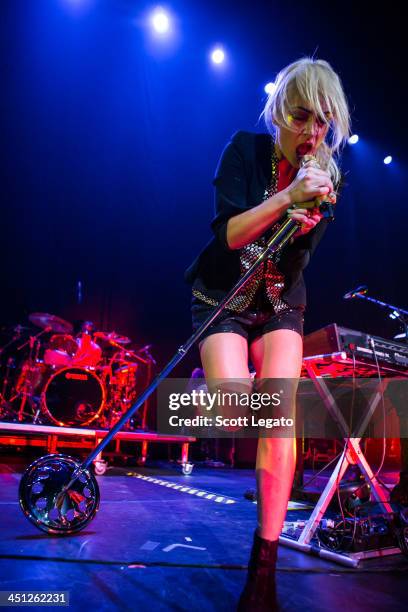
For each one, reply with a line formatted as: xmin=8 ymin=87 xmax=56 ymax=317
xmin=284 ymin=165 xmax=334 ymax=206
xmin=288 ymin=206 xmax=323 ymax=238
xmin=287 ymin=190 xmax=336 ymax=238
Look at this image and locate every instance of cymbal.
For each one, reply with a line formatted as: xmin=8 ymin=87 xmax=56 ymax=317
xmin=394 ymin=332 xmax=407 ymax=340
xmin=29 ymin=313 xmax=73 ymax=334
xmin=94 ymin=331 xmax=131 ymax=345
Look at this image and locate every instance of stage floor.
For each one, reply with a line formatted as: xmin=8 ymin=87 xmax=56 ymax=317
xmin=0 ymin=463 xmax=407 ymax=611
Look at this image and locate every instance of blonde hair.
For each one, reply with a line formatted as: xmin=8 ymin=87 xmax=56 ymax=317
xmin=262 ymin=58 xmax=351 ymax=186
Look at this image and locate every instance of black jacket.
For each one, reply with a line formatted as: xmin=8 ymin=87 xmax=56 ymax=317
xmin=184 ymin=130 xmax=329 ymax=308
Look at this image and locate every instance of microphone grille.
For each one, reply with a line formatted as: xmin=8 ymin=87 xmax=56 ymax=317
xmin=300 ymin=154 xmax=320 ymax=168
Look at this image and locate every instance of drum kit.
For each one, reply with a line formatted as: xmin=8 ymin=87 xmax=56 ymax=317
xmin=0 ymin=312 xmax=155 ymax=429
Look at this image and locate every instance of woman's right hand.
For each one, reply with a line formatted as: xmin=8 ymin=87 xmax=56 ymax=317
xmin=284 ymin=165 xmax=334 ymax=206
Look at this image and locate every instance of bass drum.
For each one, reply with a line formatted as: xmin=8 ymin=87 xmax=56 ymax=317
xmin=42 ymin=367 xmax=105 ymax=427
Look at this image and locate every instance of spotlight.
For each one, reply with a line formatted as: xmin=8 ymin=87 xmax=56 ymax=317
xmin=348 ymin=134 xmax=359 ymax=145
xmin=264 ymin=82 xmax=276 ymax=95
xmin=383 ymin=156 xmax=392 ymax=165
xmin=211 ymin=47 xmax=225 ymax=65
xmin=151 ymin=8 xmax=170 ymax=34
xmin=61 ymin=0 xmax=94 ymax=14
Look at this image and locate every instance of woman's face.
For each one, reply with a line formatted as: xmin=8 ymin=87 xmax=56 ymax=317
xmin=275 ymin=95 xmax=332 ymax=167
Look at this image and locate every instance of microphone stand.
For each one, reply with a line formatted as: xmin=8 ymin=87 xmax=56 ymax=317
xmin=60 ymin=170 xmax=337 ymax=490
xmin=61 ymin=201 xmax=336 ymax=494
xmin=19 ymin=156 xmax=337 ymax=534
xmin=349 ymin=291 xmax=408 ymax=345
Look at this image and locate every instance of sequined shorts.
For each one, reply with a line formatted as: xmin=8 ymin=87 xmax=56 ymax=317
xmin=191 ymin=299 xmax=304 ymax=346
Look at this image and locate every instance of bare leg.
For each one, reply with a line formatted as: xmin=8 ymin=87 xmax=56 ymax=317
xmin=250 ymin=329 xmax=303 ymax=541
xmin=199 ymin=332 xmax=250 ymax=380
xmin=200 ymin=329 xmax=252 ymax=431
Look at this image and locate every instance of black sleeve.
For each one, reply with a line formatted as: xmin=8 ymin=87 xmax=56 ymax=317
xmin=210 ymin=131 xmax=249 ymax=251
xmin=293 ymin=217 xmax=329 ymax=256
xmin=290 ymin=167 xmax=343 ymax=256
xmin=296 ymin=170 xmax=344 ymax=255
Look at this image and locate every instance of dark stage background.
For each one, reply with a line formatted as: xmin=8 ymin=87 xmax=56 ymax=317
xmin=1 ymin=0 xmax=407 ymax=377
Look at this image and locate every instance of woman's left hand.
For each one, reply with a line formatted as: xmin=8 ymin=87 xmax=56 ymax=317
xmin=288 ymin=206 xmax=323 ymax=237
xmin=288 ymin=192 xmax=337 ymax=237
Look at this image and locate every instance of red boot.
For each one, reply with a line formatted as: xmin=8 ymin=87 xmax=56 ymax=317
xmin=237 ymin=531 xmax=279 ymax=611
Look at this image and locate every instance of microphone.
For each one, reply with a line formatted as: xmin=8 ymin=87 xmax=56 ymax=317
xmin=343 ymin=285 xmax=368 ymax=300
xmin=299 ymin=154 xmax=319 ymax=168
xmin=299 ymin=155 xmax=336 ymax=220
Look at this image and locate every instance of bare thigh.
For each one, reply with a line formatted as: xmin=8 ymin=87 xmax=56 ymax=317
xmin=199 ymin=333 xmax=250 ymax=379
xmin=249 ymin=329 xmax=303 ymax=378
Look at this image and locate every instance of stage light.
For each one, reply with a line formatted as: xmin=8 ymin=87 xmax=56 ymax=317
xmin=61 ymin=0 xmax=94 ymax=14
xmin=348 ymin=134 xmax=359 ymax=145
xmin=211 ymin=48 xmax=225 ymax=65
xmin=264 ymin=82 xmax=276 ymax=95
xmin=151 ymin=8 xmax=170 ymax=34
xmin=383 ymin=155 xmax=392 ymax=165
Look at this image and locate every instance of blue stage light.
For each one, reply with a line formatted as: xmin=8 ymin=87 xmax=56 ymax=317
xmin=61 ymin=0 xmax=94 ymax=14
xmin=383 ymin=156 xmax=392 ymax=165
xmin=264 ymin=82 xmax=276 ymax=95
xmin=151 ymin=8 xmax=170 ymax=34
xmin=211 ymin=48 xmax=225 ymax=65
xmin=348 ymin=134 xmax=359 ymax=145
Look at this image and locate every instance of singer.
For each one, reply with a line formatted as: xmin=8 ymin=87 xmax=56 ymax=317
xmin=185 ymin=57 xmax=350 ymax=610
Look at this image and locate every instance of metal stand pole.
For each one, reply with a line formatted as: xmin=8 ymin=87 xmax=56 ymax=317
xmin=19 ymin=191 xmax=337 ymax=534
xmin=65 ymin=217 xmax=300 ymax=484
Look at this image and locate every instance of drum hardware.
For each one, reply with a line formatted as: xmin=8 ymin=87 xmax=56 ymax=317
xmin=15 ymin=333 xmax=47 ymax=423
xmin=93 ymin=331 xmax=131 ymax=345
xmin=137 ymin=344 xmax=157 ymax=364
xmin=10 ymin=359 xmax=48 ymax=423
xmin=93 ymin=333 xmax=147 ymax=363
xmin=0 ymin=324 xmax=46 ymax=422
xmin=137 ymin=345 xmax=156 ymax=430
xmin=16 ymin=326 xmax=51 ymax=353
xmin=93 ymin=334 xmax=153 ymax=430
xmin=19 ymin=166 xmax=325 ymax=533
xmin=14 ymin=324 xmax=53 ymax=422
xmin=0 ymin=325 xmax=26 ymax=356
xmin=0 ymin=357 xmax=17 ymax=419
xmin=99 ymin=344 xmax=148 ymax=430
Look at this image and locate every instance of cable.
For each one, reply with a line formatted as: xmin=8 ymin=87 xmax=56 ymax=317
xmin=346 ymin=338 xmax=388 ymax=502
xmin=369 ymin=336 xmax=387 ymax=480
xmin=318 ymin=349 xmax=360 ymax=553
xmin=0 ymin=554 xmax=407 ymax=574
